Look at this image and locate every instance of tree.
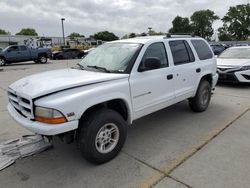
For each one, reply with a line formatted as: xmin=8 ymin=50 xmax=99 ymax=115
xmin=93 ymin=31 xmax=119 ymax=41
xmin=140 ymin=32 xmax=147 ymax=36
xmin=16 ymin=28 xmax=38 ymax=36
xmin=0 ymin=29 xmax=10 ymax=35
xmin=218 ymin=24 xmax=233 ymax=41
xmin=222 ymin=4 xmax=250 ymax=40
xmin=148 ymin=30 xmax=164 ymax=36
xmin=68 ymin=32 xmax=85 ymax=39
xmin=190 ymin=10 xmax=219 ymax=40
xmin=129 ymin=33 xmax=136 ymax=38
xmin=169 ymin=16 xmax=192 ymax=34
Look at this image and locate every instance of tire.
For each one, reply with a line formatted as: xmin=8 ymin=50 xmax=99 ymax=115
xmin=78 ymin=108 xmax=127 ymax=164
xmin=0 ymin=57 xmax=6 ymax=66
xmin=38 ymin=55 xmax=47 ymax=64
xmin=189 ymin=80 xmax=212 ymax=112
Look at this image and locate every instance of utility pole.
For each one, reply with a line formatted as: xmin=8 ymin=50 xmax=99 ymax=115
xmin=61 ymin=18 xmax=65 ymax=46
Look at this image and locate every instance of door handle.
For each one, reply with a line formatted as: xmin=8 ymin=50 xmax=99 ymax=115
xmin=196 ymin=68 xmax=201 ymax=73
xmin=166 ymin=74 xmax=173 ymax=80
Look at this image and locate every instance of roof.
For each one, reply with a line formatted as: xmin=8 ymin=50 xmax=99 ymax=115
xmin=229 ymin=46 xmax=250 ymax=49
xmin=109 ymin=35 xmax=202 ymax=44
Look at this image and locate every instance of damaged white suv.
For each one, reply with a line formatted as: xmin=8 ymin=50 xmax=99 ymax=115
xmin=7 ymin=35 xmax=218 ymax=164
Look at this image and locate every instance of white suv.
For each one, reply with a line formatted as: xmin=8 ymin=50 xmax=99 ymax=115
xmin=7 ymin=35 xmax=218 ymax=164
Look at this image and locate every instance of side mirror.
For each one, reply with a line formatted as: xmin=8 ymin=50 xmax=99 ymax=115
xmin=138 ymin=58 xmax=161 ymax=72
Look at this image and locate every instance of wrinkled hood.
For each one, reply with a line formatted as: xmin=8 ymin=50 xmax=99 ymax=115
xmin=217 ymin=58 xmax=250 ymax=68
xmin=9 ymin=69 xmax=129 ymax=98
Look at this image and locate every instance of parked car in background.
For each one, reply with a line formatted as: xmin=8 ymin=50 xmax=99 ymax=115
xmin=210 ymin=44 xmax=227 ymax=55
xmin=217 ymin=46 xmax=250 ymax=83
xmin=81 ymin=47 xmax=96 ymax=59
xmin=0 ymin=45 xmax=51 ymax=66
xmin=52 ymin=48 xmax=85 ymax=60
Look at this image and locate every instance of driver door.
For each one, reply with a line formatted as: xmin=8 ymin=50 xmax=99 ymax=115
xmin=5 ymin=46 xmax=21 ymax=62
xmin=129 ymin=42 xmax=175 ymax=119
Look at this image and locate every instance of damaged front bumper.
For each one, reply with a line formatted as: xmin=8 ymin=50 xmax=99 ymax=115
xmin=8 ymin=103 xmax=79 ymax=136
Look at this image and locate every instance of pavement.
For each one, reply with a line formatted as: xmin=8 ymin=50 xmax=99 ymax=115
xmin=0 ymin=60 xmax=250 ymax=188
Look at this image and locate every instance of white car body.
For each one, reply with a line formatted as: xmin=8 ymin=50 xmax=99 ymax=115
xmin=7 ymin=36 xmax=218 ymax=136
xmin=217 ymin=46 xmax=250 ymax=83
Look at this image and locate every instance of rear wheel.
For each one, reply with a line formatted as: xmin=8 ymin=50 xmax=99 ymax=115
xmin=0 ymin=57 xmax=6 ymax=66
xmin=189 ymin=80 xmax=212 ymax=112
xmin=38 ymin=55 xmax=47 ymax=64
xmin=78 ymin=108 xmax=127 ymax=164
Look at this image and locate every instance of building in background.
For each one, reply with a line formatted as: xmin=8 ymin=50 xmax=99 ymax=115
xmin=0 ymin=35 xmax=103 ymax=49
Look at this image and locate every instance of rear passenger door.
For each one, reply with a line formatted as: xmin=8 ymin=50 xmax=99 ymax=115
xmin=19 ymin=46 xmax=30 ymax=61
xmin=169 ymin=40 xmax=199 ymax=100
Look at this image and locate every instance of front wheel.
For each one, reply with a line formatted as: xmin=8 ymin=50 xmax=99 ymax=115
xmin=189 ymin=80 xmax=212 ymax=112
xmin=78 ymin=108 xmax=127 ymax=164
xmin=0 ymin=57 xmax=6 ymax=66
xmin=38 ymin=55 xmax=47 ymax=64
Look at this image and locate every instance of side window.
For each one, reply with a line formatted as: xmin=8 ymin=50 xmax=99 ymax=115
xmin=191 ymin=40 xmax=213 ymax=60
xmin=169 ymin=40 xmax=194 ymax=65
xmin=141 ymin=42 xmax=168 ymax=69
xmin=8 ymin=46 xmax=19 ymax=52
xmin=20 ymin=46 xmax=27 ymax=51
xmin=184 ymin=41 xmax=195 ymax=62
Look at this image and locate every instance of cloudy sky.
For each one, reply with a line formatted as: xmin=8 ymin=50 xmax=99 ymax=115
xmin=0 ymin=0 xmax=249 ymax=37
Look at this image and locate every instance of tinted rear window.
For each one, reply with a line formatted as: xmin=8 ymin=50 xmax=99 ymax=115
xmin=191 ymin=40 xmax=213 ymax=60
xmin=169 ymin=40 xmax=194 ymax=65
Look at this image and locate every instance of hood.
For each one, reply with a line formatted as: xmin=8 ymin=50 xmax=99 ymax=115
xmin=217 ymin=58 xmax=250 ymax=68
xmin=9 ymin=69 xmax=129 ymax=98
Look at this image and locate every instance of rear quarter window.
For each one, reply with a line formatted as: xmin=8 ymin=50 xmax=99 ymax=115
xmin=191 ymin=40 xmax=213 ymax=60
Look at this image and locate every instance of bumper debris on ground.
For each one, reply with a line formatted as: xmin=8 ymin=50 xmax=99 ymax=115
xmin=0 ymin=135 xmax=52 ymax=171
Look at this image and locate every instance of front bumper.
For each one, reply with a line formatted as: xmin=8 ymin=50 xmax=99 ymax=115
xmin=218 ymin=70 xmax=250 ymax=83
xmin=8 ymin=103 xmax=78 ymax=136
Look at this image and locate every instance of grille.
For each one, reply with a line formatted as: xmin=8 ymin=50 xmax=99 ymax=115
xmin=8 ymin=90 xmax=34 ymax=119
xmin=217 ymin=66 xmax=241 ymax=73
xmin=218 ymin=73 xmax=238 ymax=82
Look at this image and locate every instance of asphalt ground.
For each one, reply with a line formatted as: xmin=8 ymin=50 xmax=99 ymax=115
xmin=0 ymin=60 xmax=250 ymax=188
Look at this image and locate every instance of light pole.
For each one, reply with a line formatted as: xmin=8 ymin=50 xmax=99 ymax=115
xmin=61 ymin=18 xmax=65 ymax=46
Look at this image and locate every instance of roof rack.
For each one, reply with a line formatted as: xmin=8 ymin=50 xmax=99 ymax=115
xmin=164 ymin=33 xmax=196 ymax=38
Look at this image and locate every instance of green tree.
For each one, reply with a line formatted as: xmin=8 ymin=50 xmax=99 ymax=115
xmin=16 ymin=28 xmax=38 ymax=36
xmin=94 ymin=31 xmax=119 ymax=41
xmin=218 ymin=24 xmax=233 ymax=41
xmin=169 ymin=16 xmax=192 ymax=33
xmin=0 ymin=29 xmax=10 ymax=35
xmin=140 ymin=32 xmax=147 ymax=36
xmin=190 ymin=10 xmax=219 ymax=40
xmin=68 ymin=32 xmax=85 ymax=39
xmin=222 ymin=4 xmax=250 ymax=40
xmin=129 ymin=33 xmax=136 ymax=38
xmin=148 ymin=30 xmax=164 ymax=36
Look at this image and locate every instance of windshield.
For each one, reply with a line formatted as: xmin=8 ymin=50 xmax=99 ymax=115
xmin=219 ymin=48 xmax=250 ymax=59
xmin=79 ymin=43 xmax=142 ymax=73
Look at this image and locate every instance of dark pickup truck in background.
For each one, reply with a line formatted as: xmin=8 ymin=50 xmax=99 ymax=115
xmin=0 ymin=45 xmax=51 ymax=66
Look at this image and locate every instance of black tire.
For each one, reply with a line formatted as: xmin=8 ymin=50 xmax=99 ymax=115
xmin=0 ymin=57 xmax=6 ymax=66
xmin=78 ymin=108 xmax=127 ymax=164
xmin=38 ymin=55 xmax=47 ymax=64
xmin=189 ymin=80 xmax=212 ymax=112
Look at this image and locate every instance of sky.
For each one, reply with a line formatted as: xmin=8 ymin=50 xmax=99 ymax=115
xmin=0 ymin=0 xmax=249 ymax=38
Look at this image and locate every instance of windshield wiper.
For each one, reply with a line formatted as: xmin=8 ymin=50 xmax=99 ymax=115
xmin=76 ymin=63 xmax=85 ymax=70
xmin=87 ymin=65 xmax=110 ymax=73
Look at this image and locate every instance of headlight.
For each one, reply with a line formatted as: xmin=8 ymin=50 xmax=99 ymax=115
xmin=241 ymin=66 xmax=250 ymax=71
xmin=35 ymin=106 xmax=67 ymax=124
